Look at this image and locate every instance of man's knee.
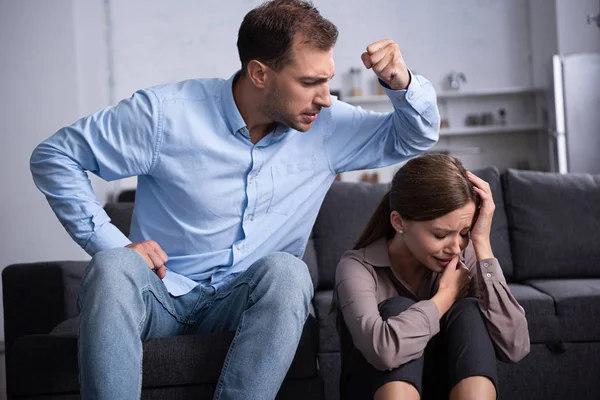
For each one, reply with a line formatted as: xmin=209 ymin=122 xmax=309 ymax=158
xmin=378 ymin=296 xmax=416 ymax=321
xmin=255 ymin=252 xmax=313 ymax=302
xmin=82 ymin=247 xmax=151 ymax=293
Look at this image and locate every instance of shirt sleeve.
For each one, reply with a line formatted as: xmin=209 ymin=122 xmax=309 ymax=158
xmin=335 ymin=253 xmax=440 ymax=371
xmin=324 ymin=71 xmax=440 ymax=174
xmin=30 ymin=89 xmax=163 ymax=255
xmin=463 ymin=243 xmax=531 ymax=362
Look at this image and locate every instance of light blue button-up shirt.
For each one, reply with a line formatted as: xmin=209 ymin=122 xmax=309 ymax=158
xmin=31 ymin=72 xmax=439 ymax=296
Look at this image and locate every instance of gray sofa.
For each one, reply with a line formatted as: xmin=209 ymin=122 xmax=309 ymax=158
xmin=4 ymin=167 xmax=600 ymax=399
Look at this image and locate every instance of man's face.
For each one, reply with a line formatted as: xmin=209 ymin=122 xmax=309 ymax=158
xmin=263 ymin=38 xmax=335 ymax=132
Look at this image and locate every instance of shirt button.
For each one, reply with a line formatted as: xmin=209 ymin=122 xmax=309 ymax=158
xmin=483 ymin=262 xmax=489 ymax=268
xmin=235 ymin=245 xmax=241 ymax=251
xmin=486 ymin=273 xmax=492 ymax=278
xmin=245 ymin=215 xmax=250 ymax=221
xmin=408 ymin=92 xmax=414 ymax=99
xmin=249 ymin=177 xmax=254 ymax=184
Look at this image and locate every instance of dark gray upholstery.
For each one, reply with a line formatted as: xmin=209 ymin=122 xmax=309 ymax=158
xmin=503 ymin=169 xmax=600 ymax=280
xmin=9 ymin=316 xmax=319 ymax=397
xmin=313 ymin=181 xmax=390 ymax=290
xmin=526 ymin=279 xmax=600 ymax=342
xmin=313 ymin=290 xmax=338 ymax=353
xmin=5 ymin=170 xmax=600 ymax=400
xmin=471 ymin=167 xmax=514 ymax=280
xmin=507 ymin=283 xmax=559 ymax=343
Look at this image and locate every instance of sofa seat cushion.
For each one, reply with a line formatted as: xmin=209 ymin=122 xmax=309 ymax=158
xmin=8 ymin=315 xmax=319 ymax=396
xmin=508 ymin=283 xmax=559 ymax=344
xmin=314 ymin=290 xmax=339 ymax=353
xmin=525 ymin=279 xmax=600 ymax=342
xmin=503 ymin=169 xmax=600 ymax=280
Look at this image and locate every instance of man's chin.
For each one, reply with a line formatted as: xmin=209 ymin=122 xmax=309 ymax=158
xmin=287 ymin=121 xmax=312 ymax=132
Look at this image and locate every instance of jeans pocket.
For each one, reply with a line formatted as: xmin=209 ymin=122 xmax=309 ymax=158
xmin=267 ymin=157 xmax=316 ymax=215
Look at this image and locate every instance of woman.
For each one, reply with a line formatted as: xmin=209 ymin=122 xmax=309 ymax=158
xmin=335 ymin=154 xmax=529 ymax=400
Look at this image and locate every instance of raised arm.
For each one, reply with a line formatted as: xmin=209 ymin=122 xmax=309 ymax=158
xmin=30 ymin=89 xmax=162 ymax=256
xmin=325 ymin=39 xmax=440 ymax=173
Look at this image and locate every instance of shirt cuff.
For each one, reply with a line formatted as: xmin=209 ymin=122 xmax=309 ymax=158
xmin=83 ymin=222 xmax=132 ymax=255
xmin=412 ymin=300 xmax=441 ymax=337
xmin=380 ymin=69 xmax=437 ymax=125
xmin=477 ymin=258 xmax=504 ymax=283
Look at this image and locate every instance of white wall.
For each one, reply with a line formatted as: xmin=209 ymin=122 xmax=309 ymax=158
xmin=556 ymin=0 xmax=600 ymax=54
xmin=107 ymin=0 xmax=534 ymax=99
xmin=0 ymin=0 xmax=111 ymax=341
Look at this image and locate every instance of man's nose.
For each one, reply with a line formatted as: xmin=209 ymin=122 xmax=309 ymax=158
xmin=315 ymin=85 xmax=332 ymax=108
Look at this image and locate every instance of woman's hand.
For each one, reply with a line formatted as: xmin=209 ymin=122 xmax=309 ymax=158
xmin=467 ymin=171 xmax=495 ymax=260
xmin=432 ymin=257 xmax=471 ymax=318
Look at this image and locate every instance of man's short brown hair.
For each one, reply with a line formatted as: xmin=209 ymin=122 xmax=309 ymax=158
xmin=237 ymin=0 xmax=338 ymax=75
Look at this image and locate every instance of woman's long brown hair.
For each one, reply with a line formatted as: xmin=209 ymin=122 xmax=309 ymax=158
xmin=353 ymin=153 xmax=480 ymax=250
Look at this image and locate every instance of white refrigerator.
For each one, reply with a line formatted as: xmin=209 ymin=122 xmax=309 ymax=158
xmin=551 ymin=52 xmax=600 ymax=174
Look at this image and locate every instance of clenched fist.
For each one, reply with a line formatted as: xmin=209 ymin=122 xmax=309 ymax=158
xmin=361 ymin=39 xmax=410 ymax=90
xmin=126 ymin=240 xmax=168 ymax=279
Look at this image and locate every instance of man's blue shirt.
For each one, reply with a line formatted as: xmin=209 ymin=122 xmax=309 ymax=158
xmin=31 ymin=72 xmax=439 ymax=295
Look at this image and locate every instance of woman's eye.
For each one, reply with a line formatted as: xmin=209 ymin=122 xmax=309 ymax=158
xmin=434 ymin=234 xmax=447 ymax=239
xmin=460 ymin=232 xmax=469 ymax=238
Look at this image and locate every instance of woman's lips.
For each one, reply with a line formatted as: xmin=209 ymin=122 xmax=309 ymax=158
xmin=434 ymin=257 xmax=451 ymax=267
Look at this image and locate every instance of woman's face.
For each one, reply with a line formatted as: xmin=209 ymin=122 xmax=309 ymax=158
xmin=395 ymin=201 xmax=477 ymax=273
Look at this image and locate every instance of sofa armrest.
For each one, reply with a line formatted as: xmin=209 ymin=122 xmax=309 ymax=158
xmin=2 ymin=261 xmax=87 ymax=359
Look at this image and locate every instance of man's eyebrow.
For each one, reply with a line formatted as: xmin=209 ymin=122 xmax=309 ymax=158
xmin=299 ymin=74 xmax=335 ymax=82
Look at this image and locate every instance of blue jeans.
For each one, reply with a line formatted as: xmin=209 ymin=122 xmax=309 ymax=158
xmin=77 ymin=248 xmax=313 ymax=400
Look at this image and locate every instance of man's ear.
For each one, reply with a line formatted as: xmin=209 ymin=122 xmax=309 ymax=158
xmin=390 ymin=211 xmax=405 ymax=234
xmin=247 ymin=60 xmax=269 ymax=89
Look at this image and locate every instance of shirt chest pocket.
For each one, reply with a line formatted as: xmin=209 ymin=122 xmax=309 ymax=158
xmin=267 ymin=157 xmax=316 ymax=216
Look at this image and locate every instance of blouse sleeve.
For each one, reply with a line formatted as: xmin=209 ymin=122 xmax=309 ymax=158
xmin=463 ymin=243 xmax=530 ymax=362
xmin=335 ymin=252 xmax=440 ymax=371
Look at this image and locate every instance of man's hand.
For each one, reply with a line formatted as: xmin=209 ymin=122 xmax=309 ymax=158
xmin=361 ymin=39 xmax=410 ymax=90
xmin=126 ymin=240 xmax=168 ymax=279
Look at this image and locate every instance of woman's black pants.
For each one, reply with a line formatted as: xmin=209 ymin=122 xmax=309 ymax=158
xmin=339 ymin=297 xmax=499 ymax=400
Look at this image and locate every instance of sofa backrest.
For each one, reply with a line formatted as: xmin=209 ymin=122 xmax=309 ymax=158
xmin=470 ymin=167 xmax=514 ymax=280
xmin=312 ymin=181 xmax=391 ymax=290
xmin=503 ymin=168 xmax=600 ymax=280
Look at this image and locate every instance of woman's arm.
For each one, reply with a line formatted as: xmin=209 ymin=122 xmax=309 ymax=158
xmin=465 ymin=171 xmax=530 ymax=362
xmin=335 ymin=252 xmax=440 ymax=371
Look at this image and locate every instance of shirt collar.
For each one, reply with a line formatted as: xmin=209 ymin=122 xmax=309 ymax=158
xmin=220 ymin=71 xmax=248 ymax=135
xmin=363 ymin=237 xmax=392 ymax=268
xmin=220 ymin=71 xmax=293 ymax=140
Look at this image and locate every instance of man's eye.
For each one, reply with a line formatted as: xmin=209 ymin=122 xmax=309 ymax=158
xmin=301 ymin=81 xmax=316 ymax=87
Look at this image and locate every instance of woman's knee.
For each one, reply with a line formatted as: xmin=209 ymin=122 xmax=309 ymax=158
xmin=374 ymin=381 xmax=420 ymax=400
xmin=445 ymin=297 xmax=484 ymax=325
xmin=378 ymin=296 xmax=416 ymax=321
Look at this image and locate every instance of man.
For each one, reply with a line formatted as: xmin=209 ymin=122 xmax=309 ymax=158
xmin=30 ymin=1 xmax=439 ymax=399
